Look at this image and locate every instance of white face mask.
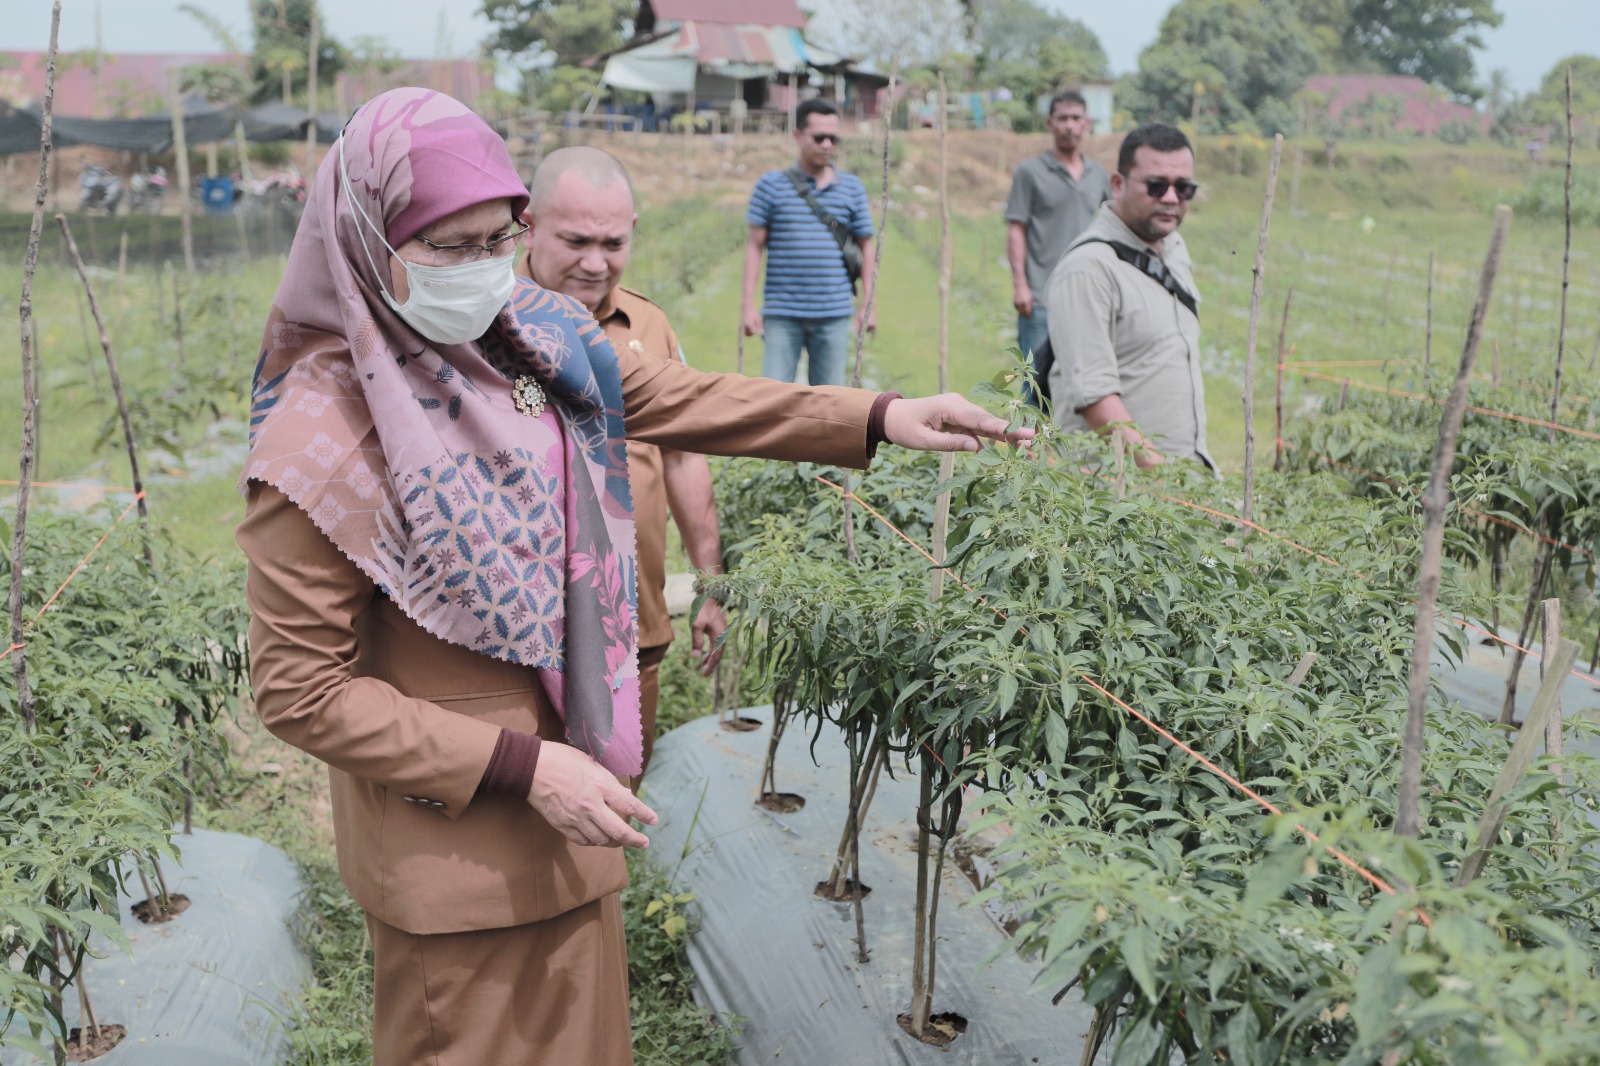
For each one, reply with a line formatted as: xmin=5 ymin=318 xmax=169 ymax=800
xmin=383 ymin=254 xmax=515 ymax=346
xmin=338 ymin=136 xmax=516 ymax=346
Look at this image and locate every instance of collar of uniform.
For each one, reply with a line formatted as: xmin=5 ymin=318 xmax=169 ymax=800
xmin=1093 ymin=201 xmax=1179 ymax=261
xmin=596 ymin=286 xmax=645 ymax=330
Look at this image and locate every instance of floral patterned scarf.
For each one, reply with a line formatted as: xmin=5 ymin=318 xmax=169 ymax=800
xmin=242 ymin=88 xmax=642 ymax=775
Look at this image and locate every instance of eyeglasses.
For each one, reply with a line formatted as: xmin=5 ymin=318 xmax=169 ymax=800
xmin=414 ymin=220 xmax=530 ymax=264
xmin=809 ymin=132 xmax=840 ymax=146
xmin=1143 ymin=179 xmax=1200 ymax=201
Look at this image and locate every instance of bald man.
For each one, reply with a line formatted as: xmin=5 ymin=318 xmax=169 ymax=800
xmin=520 ymin=147 xmax=727 ymax=790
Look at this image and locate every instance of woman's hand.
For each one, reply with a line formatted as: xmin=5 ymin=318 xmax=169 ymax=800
xmin=882 ymin=393 xmax=1035 ymax=452
xmin=528 ymin=742 xmax=659 ymax=849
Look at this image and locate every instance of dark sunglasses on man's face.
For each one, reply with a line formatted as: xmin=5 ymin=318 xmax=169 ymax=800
xmin=1143 ymin=178 xmax=1200 ymax=201
xmin=809 ymin=132 xmax=840 ymax=146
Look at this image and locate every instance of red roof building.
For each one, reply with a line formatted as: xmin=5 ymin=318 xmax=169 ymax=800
xmin=1301 ymin=74 xmax=1490 ymax=137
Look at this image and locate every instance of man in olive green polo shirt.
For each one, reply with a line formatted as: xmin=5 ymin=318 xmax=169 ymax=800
xmin=1004 ymin=89 xmax=1113 ymax=407
xmin=1046 ymin=122 xmax=1214 ymax=470
xmin=520 ymin=146 xmax=728 ymax=788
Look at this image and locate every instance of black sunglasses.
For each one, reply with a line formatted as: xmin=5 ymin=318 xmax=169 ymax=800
xmin=1143 ymin=178 xmax=1200 ymax=201
xmin=809 ymin=132 xmax=840 ymax=146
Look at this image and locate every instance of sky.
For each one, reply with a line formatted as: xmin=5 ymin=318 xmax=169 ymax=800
xmin=5 ymin=0 xmax=1595 ymax=96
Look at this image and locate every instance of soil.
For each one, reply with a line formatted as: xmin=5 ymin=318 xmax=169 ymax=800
xmin=812 ymin=877 xmax=872 ymax=903
xmin=131 ymin=893 xmax=191 ymax=924
xmin=64 ymin=1023 xmax=126 ymax=1062
xmin=896 ymin=1011 xmax=969 ymax=1048
xmin=719 ymin=715 xmax=763 ymax=732
xmin=755 ymin=791 xmax=805 ymax=813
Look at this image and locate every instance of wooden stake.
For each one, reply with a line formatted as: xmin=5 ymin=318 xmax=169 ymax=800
xmin=168 ymin=70 xmax=195 ymax=273
xmin=929 ymin=73 xmax=954 ymax=605
xmin=1274 ymin=288 xmax=1293 ymax=472
xmin=10 ymin=1 xmax=60 ymax=734
xmin=1454 ymin=636 xmax=1579 ymax=885
xmin=304 ymin=9 xmax=320 ymax=175
xmin=1549 ymin=66 xmax=1574 ymax=439
xmin=116 ymin=230 xmax=128 ymax=278
xmin=1541 ymin=598 xmax=1563 ymax=776
xmin=1492 ymin=338 xmax=1501 ymax=387
xmin=1338 ymin=377 xmax=1350 ymax=411
xmin=171 ymin=261 xmax=187 ymax=366
xmin=56 ymin=214 xmax=153 ymax=567
xmin=1242 ymin=134 xmax=1283 ymax=528
xmin=1423 ymin=250 xmax=1434 ymax=381
xmin=735 ymin=322 xmax=744 ymax=375
xmin=1396 ymin=205 xmax=1511 ymax=839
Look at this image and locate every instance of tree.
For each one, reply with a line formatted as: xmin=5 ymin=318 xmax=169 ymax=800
xmin=1124 ymin=0 xmax=1318 ymax=136
xmin=1514 ymin=55 xmax=1600 ymax=146
xmin=1295 ymin=0 xmax=1501 ymax=100
xmin=970 ymin=0 xmax=1107 ymax=106
xmin=249 ymin=0 xmax=343 ymax=106
xmin=178 ymin=4 xmax=255 ymax=107
xmin=479 ymin=0 xmax=632 ymax=65
xmin=820 ymin=0 xmax=969 ymax=71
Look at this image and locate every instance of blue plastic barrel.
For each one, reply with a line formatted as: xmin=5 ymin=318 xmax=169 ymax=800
xmin=200 ymin=176 xmax=235 ymax=214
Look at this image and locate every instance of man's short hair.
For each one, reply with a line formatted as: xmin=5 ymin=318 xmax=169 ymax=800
xmin=1117 ymin=123 xmax=1193 ymax=176
xmin=527 ymin=145 xmax=633 ymax=216
xmin=1047 ymin=90 xmax=1087 ymax=117
xmin=795 ymin=97 xmax=838 ymax=130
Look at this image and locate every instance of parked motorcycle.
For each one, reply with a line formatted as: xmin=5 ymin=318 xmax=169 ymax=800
xmin=126 ymin=166 xmax=168 ymax=213
xmin=242 ymin=170 xmax=308 ymax=215
xmin=79 ymin=164 xmax=123 ymax=214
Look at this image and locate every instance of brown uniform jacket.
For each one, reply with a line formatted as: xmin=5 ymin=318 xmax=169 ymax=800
xmin=596 ymin=286 xmax=684 ymax=650
xmin=239 ymin=345 xmax=876 ymax=935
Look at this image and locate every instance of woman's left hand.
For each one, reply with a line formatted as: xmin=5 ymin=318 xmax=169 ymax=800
xmin=882 ymin=394 xmax=1034 ymax=452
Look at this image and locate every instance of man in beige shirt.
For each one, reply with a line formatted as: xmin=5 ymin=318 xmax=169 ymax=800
xmin=1046 ymin=123 xmax=1213 ymax=470
xmin=520 ymin=146 xmax=728 ymax=787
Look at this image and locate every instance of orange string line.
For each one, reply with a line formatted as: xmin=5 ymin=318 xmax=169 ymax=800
xmin=0 ymin=480 xmax=138 ymax=492
xmin=1285 ymin=369 xmax=1600 ymax=443
xmin=1278 ymin=359 xmax=1394 ymax=369
xmin=0 ymin=492 xmax=146 ymax=665
xmin=813 ymin=474 xmax=1420 ymax=915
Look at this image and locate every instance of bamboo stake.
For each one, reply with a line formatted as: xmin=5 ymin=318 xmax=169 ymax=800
xmin=304 ymin=9 xmax=320 ymax=175
xmin=840 ymin=61 xmax=897 ymax=567
xmin=168 ymin=71 xmax=194 ymax=273
xmin=56 ymin=215 xmax=153 ymax=566
xmin=1454 ymin=637 xmax=1579 ymax=886
xmin=11 ymin=1 xmax=60 ymax=735
xmin=1492 ymin=338 xmax=1501 ymax=387
xmin=1423 ymin=250 xmax=1434 ymax=381
xmin=1273 ymin=288 xmax=1293 ymax=471
xmin=171 ymin=262 xmax=187 ymax=366
xmin=1288 ymin=651 xmax=1318 ymax=687
xmin=1500 ymin=536 xmax=1556 ymax=725
xmin=1541 ymin=598 xmax=1563 ymax=776
xmin=1242 ymin=134 xmax=1283 ymax=529
xmin=1396 ymin=204 xmax=1511 ymax=839
xmin=116 ymin=230 xmax=128 ymax=278
xmin=1587 ymin=322 xmax=1600 ymax=375
xmin=735 ymin=322 xmax=744 ymax=375
xmin=1549 ymin=67 xmax=1573 ymax=440
xmin=1338 ymin=377 xmax=1350 ymax=411
xmin=929 ymin=73 xmax=954 ymax=604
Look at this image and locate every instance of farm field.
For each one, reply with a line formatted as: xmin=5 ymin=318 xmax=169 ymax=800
xmin=4 ymin=128 xmax=1600 ymax=1063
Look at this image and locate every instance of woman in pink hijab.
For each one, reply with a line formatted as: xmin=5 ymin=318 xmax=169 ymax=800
xmin=237 ymin=87 xmax=1027 ymax=1065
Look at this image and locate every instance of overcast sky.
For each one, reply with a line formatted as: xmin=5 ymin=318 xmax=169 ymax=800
xmin=5 ymin=0 xmax=1593 ymax=96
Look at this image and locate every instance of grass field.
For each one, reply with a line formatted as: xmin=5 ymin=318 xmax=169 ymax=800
xmin=3 ymin=129 xmax=1598 ymax=1062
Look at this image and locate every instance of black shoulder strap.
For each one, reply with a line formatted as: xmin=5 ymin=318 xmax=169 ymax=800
xmin=1076 ymin=238 xmax=1199 ymax=319
xmin=784 ymin=168 xmax=853 ymax=253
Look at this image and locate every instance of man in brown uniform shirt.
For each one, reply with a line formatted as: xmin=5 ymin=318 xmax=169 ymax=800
xmin=521 ymin=146 xmax=728 ymax=788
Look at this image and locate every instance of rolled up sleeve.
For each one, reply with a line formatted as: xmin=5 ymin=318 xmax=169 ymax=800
xmin=1046 ymin=257 xmax=1122 ymax=417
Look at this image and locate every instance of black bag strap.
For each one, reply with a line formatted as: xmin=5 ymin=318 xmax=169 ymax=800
xmin=1075 ymin=237 xmax=1199 ymax=319
xmin=784 ymin=168 xmax=855 ymax=254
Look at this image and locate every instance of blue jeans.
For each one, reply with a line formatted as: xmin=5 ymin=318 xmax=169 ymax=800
xmin=1017 ymin=307 xmax=1050 ymax=408
xmin=761 ymin=314 xmax=852 ymax=386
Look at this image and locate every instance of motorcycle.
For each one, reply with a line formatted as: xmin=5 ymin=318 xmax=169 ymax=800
xmin=79 ymin=164 xmax=123 ymax=214
xmin=242 ymin=170 xmax=308 ymax=215
xmin=126 ymin=166 xmax=168 ymax=213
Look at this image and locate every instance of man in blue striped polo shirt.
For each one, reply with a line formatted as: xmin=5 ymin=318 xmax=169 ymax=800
xmin=741 ymin=97 xmax=877 ymax=386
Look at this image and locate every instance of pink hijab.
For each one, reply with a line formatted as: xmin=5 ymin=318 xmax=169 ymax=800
xmin=243 ymin=88 xmax=643 ymax=775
